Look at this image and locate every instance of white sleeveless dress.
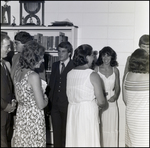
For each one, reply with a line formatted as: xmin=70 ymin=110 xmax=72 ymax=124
xmin=66 ymin=69 xmax=100 ymax=147
xmin=98 ymin=67 xmax=119 ymax=147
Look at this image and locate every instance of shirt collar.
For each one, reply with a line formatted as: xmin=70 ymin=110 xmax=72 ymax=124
xmin=60 ymin=58 xmax=70 ymax=67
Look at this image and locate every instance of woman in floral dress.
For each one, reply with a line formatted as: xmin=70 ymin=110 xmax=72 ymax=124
xmin=12 ymin=40 xmax=48 ymax=147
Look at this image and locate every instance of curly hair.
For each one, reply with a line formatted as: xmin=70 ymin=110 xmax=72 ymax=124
xmin=14 ymin=31 xmax=33 ymax=44
xmin=129 ymin=48 xmax=149 ymax=73
xmin=96 ymin=46 xmax=118 ymax=67
xmin=73 ymin=44 xmax=93 ymax=67
xmin=19 ymin=40 xmax=45 ymax=70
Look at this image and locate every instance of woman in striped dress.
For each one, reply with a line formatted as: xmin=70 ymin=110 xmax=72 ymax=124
xmin=123 ymin=48 xmax=149 ymax=147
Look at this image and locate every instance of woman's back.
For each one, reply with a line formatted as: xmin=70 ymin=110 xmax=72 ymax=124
xmin=124 ymin=72 xmax=149 ymax=147
xmin=66 ymin=68 xmax=100 ymax=147
xmin=13 ymin=69 xmax=46 ymax=147
xmin=14 ymin=69 xmax=37 ymax=107
xmin=67 ymin=69 xmax=95 ymax=104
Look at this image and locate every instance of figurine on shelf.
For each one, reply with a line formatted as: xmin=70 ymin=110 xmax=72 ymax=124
xmin=3 ymin=15 xmax=7 ymax=23
xmin=37 ymin=19 xmax=40 ymax=26
xmin=22 ymin=16 xmax=25 ymax=25
xmin=11 ymin=15 xmax=16 ymax=26
xmin=29 ymin=16 xmax=33 ymax=24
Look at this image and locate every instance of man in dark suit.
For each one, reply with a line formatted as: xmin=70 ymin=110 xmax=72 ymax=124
xmin=48 ymin=41 xmax=74 ymax=147
xmin=1 ymin=33 xmax=16 ymax=147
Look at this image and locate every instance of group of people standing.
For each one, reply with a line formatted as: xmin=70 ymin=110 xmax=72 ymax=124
xmin=1 ymin=30 xmax=149 ymax=147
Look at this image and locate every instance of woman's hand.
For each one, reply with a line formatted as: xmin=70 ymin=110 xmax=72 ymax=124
xmin=108 ymin=96 xmax=116 ymax=102
xmin=44 ymin=94 xmax=48 ymax=106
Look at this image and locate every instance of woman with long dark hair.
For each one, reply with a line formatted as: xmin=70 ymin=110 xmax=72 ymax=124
xmin=95 ymin=46 xmax=120 ymax=147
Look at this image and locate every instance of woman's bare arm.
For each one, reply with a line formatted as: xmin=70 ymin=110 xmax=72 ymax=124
xmin=90 ymin=72 xmax=106 ymax=108
xmin=28 ymin=72 xmax=48 ymax=109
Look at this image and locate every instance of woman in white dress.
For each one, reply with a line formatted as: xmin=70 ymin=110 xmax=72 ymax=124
xmin=65 ymin=44 xmax=107 ymax=147
xmin=95 ymin=46 xmax=120 ymax=147
xmin=123 ymin=48 xmax=149 ymax=147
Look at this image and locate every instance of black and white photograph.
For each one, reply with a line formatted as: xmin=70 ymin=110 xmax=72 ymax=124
xmin=1 ymin=1 xmax=149 ymax=147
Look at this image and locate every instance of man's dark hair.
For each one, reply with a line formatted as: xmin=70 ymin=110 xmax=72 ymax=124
xmin=14 ymin=31 xmax=33 ymax=44
xmin=57 ymin=41 xmax=73 ymax=59
xmin=139 ymin=34 xmax=149 ymax=46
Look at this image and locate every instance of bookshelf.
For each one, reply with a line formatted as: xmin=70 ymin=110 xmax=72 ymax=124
xmin=1 ymin=26 xmax=78 ymax=83
xmin=1 ymin=26 xmax=78 ymax=49
xmin=2 ymin=26 xmax=78 ymax=145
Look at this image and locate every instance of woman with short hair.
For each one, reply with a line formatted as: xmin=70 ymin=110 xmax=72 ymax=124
xmin=65 ymin=44 xmax=107 ymax=147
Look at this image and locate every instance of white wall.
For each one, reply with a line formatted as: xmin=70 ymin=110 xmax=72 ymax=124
xmin=1 ymin=1 xmax=149 ymax=147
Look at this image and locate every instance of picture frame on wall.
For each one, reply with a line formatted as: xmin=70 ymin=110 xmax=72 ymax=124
xmin=1 ymin=1 xmax=11 ymax=26
xmin=19 ymin=1 xmax=45 ymax=26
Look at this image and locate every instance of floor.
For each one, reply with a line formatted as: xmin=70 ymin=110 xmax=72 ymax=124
xmin=46 ymin=144 xmax=54 ymax=147
xmin=46 ymin=129 xmax=53 ymax=147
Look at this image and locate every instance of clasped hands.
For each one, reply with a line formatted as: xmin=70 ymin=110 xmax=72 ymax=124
xmin=104 ymin=92 xmax=116 ymax=102
xmin=4 ymin=99 xmax=17 ymax=113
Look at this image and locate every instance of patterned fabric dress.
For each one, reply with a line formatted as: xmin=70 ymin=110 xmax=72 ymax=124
xmin=66 ymin=69 xmax=100 ymax=147
xmin=124 ymin=73 xmax=149 ymax=147
xmin=13 ymin=70 xmax=46 ymax=147
xmin=98 ymin=67 xmax=119 ymax=147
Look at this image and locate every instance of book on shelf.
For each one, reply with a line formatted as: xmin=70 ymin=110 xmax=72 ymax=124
xmin=59 ymin=32 xmax=68 ymax=42
xmin=45 ymin=55 xmax=59 ymax=71
xmin=34 ymin=33 xmax=43 ymax=45
xmin=63 ymin=36 xmax=68 ymax=42
xmin=33 ymin=31 xmax=68 ymax=51
xmin=42 ymin=36 xmax=48 ymax=49
xmin=47 ymin=36 xmax=54 ymax=50
xmin=59 ymin=32 xmax=65 ymax=43
xmin=41 ymin=36 xmax=54 ymax=50
xmin=55 ymin=36 xmax=59 ymax=49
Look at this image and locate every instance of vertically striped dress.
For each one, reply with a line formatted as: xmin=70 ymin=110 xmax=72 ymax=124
xmin=66 ymin=69 xmax=100 ymax=147
xmin=124 ymin=73 xmax=149 ymax=147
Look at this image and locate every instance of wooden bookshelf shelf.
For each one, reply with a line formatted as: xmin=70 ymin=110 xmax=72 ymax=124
xmin=1 ymin=26 xmax=78 ymax=145
xmin=1 ymin=26 xmax=78 ymax=83
xmin=1 ymin=26 xmax=78 ymax=49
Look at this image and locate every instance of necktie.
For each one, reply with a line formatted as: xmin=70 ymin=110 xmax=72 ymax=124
xmin=1 ymin=59 xmax=12 ymax=90
xmin=1 ymin=60 xmax=8 ymax=76
xmin=61 ymin=62 xmax=65 ymax=74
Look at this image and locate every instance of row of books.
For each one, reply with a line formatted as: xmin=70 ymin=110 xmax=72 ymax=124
xmin=44 ymin=54 xmax=59 ymax=71
xmin=44 ymin=54 xmax=59 ymax=83
xmin=33 ymin=32 xmax=68 ymax=51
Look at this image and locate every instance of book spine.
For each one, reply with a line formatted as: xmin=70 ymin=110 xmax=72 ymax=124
xmin=42 ymin=36 xmax=48 ymax=50
xmin=55 ymin=36 xmax=59 ymax=50
xmin=37 ymin=33 xmax=43 ymax=45
xmin=47 ymin=36 xmax=54 ymax=50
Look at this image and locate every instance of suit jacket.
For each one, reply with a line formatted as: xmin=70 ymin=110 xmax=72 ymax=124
xmin=49 ymin=60 xmax=74 ymax=108
xmin=1 ymin=64 xmax=13 ymax=126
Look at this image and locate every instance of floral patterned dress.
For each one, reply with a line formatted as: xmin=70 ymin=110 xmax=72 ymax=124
xmin=12 ymin=70 xmax=46 ymax=147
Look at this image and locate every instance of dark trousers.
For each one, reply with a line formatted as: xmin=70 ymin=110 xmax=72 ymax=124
xmin=1 ymin=114 xmax=12 ymax=147
xmin=51 ymin=105 xmax=68 ymax=147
